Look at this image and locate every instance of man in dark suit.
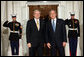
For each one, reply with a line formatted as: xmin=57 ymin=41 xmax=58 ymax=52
xmin=26 ymin=10 xmax=45 ymax=56
xmin=46 ymin=10 xmax=67 ymax=56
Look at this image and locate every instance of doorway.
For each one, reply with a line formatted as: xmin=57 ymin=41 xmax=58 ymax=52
xmin=28 ymin=5 xmax=59 ymax=56
xmin=28 ymin=5 xmax=58 ymax=20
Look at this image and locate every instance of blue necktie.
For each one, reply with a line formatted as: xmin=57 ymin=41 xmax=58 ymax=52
xmin=52 ymin=20 xmax=56 ymax=32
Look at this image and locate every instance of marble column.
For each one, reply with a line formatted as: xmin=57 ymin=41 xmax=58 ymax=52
xmin=1 ymin=1 xmax=9 ymax=56
xmin=79 ymin=1 xmax=83 ymax=56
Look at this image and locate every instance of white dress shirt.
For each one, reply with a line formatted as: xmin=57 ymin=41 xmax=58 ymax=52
xmin=51 ymin=18 xmax=57 ymax=27
xmin=34 ymin=18 xmax=40 ymax=30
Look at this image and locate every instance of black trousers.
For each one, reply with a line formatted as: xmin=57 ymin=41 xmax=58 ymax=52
xmin=51 ymin=42 xmax=65 ymax=56
xmin=10 ymin=40 xmax=19 ymax=55
xmin=29 ymin=44 xmax=43 ymax=56
xmin=69 ymin=37 xmax=78 ymax=56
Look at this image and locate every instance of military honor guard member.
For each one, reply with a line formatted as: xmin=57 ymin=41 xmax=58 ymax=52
xmin=3 ymin=14 xmax=22 ymax=55
xmin=65 ymin=12 xmax=80 ymax=56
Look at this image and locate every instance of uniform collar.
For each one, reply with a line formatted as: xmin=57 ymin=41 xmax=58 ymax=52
xmin=12 ymin=21 xmax=17 ymax=22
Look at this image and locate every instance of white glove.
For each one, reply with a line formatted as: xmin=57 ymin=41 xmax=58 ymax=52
xmin=78 ymin=37 xmax=80 ymax=39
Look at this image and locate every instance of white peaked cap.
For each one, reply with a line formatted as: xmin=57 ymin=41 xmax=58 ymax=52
xmin=11 ymin=14 xmax=17 ymax=17
xmin=70 ymin=11 xmax=75 ymax=14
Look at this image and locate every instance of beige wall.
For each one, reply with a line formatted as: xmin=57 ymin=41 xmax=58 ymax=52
xmin=79 ymin=1 xmax=83 ymax=56
xmin=1 ymin=1 xmax=9 ymax=56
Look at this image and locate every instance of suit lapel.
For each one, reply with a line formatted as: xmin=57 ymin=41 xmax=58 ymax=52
xmin=49 ymin=20 xmax=54 ymax=32
xmin=33 ymin=18 xmax=41 ymax=31
xmin=55 ymin=19 xmax=59 ymax=33
xmin=33 ymin=19 xmax=38 ymax=31
xmin=49 ymin=19 xmax=58 ymax=32
xmin=39 ymin=19 xmax=42 ymax=31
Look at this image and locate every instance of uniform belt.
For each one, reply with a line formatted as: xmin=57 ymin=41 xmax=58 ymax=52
xmin=69 ymin=28 xmax=77 ymax=30
xmin=10 ymin=31 xmax=19 ymax=33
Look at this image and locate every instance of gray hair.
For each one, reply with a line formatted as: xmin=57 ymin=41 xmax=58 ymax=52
xmin=49 ymin=10 xmax=57 ymax=14
xmin=33 ymin=9 xmax=41 ymax=14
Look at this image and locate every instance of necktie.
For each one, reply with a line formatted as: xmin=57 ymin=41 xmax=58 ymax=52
xmin=36 ymin=20 xmax=39 ymax=30
xmin=52 ymin=20 xmax=56 ymax=32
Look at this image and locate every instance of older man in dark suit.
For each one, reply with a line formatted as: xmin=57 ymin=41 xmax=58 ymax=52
xmin=26 ymin=10 xmax=45 ymax=56
xmin=46 ymin=10 xmax=67 ymax=56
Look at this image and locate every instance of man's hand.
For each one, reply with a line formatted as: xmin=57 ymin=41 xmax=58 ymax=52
xmin=63 ymin=42 xmax=66 ymax=47
xmin=47 ymin=43 xmax=51 ymax=49
xmin=27 ymin=43 xmax=31 ymax=48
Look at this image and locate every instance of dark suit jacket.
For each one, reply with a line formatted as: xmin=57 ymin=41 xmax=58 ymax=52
xmin=26 ymin=18 xmax=45 ymax=47
xmin=46 ymin=18 xmax=67 ymax=48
